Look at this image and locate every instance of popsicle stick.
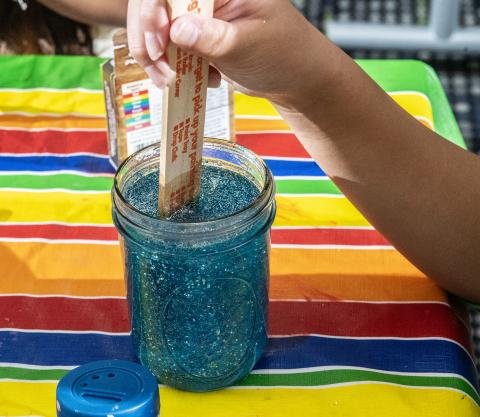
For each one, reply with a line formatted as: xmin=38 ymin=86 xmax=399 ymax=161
xmin=158 ymin=0 xmax=214 ymax=217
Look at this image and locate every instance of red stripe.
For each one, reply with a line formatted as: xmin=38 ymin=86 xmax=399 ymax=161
xmin=0 ymin=225 xmax=389 ymax=246
xmin=270 ymin=301 xmax=472 ymax=350
xmin=0 ymin=296 xmax=130 ymax=332
xmin=0 ymin=224 xmax=117 ymax=241
xmin=0 ymin=297 xmax=471 ymax=352
xmin=236 ymin=132 xmax=310 ymax=158
xmin=0 ymin=130 xmax=108 ymax=155
xmin=0 ymin=130 xmax=306 ymax=159
xmin=271 ymin=228 xmax=391 ymax=246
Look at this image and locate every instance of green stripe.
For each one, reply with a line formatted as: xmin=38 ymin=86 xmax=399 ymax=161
xmin=239 ymin=370 xmax=480 ymax=405
xmin=0 ymin=56 xmax=105 ymax=90
xmin=0 ymin=175 xmax=339 ymax=195
xmin=0 ymin=367 xmax=69 ymax=381
xmin=0 ymin=174 xmax=113 ymax=191
xmin=275 ymin=179 xmax=341 ymax=195
xmin=1 ymin=366 xmax=477 ymax=406
xmin=358 ymin=60 xmax=466 ymax=149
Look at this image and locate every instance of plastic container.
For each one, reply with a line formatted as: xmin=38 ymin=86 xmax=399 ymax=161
xmin=112 ymin=139 xmax=276 ymax=391
xmin=56 ymin=360 xmax=159 ymax=417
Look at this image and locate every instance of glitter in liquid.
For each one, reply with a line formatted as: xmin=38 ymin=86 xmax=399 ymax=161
xmin=115 ymin=163 xmax=275 ymax=391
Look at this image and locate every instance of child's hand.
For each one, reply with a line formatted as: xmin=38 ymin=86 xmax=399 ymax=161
xmin=127 ymin=0 xmax=324 ymax=106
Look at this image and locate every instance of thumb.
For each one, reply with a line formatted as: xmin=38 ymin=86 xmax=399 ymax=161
xmin=170 ymin=14 xmax=236 ymax=60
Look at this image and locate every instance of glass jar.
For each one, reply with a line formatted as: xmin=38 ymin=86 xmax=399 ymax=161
xmin=112 ymin=139 xmax=276 ymax=392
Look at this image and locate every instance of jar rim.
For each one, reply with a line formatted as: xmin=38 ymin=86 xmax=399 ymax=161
xmin=113 ymin=138 xmax=275 ymax=235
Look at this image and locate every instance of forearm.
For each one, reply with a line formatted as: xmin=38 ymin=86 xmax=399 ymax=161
xmin=276 ymin=36 xmax=480 ymax=302
xmin=37 ymin=0 xmax=127 ymax=26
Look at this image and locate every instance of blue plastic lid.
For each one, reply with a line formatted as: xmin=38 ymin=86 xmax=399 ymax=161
xmin=56 ymin=360 xmax=160 ymax=417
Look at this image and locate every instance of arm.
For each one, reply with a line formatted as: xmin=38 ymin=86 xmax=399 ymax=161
xmin=128 ymin=0 xmax=480 ymax=302
xmin=280 ymin=52 xmax=480 ymax=303
xmin=37 ymin=0 xmax=128 ymax=26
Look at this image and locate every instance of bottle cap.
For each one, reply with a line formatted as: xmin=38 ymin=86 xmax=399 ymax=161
xmin=56 ymin=360 xmax=159 ymax=417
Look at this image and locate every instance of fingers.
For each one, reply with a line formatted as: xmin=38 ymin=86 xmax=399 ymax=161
xmin=127 ymin=0 xmax=151 ymax=68
xmin=128 ymin=0 xmax=229 ymax=88
xmin=144 ymin=57 xmax=174 ymax=88
xmin=170 ymin=14 xmax=236 ymax=60
xmin=128 ymin=0 xmax=172 ymax=88
xmin=140 ymin=0 xmax=169 ymax=61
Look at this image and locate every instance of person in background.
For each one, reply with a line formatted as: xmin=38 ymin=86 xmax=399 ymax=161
xmin=1 ymin=0 xmax=130 ymax=56
xmin=20 ymin=0 xmax=480 ymax=304
xmin=36 ymin=0 xmax=127 ymax=26
xmin=0 ymin=0 xmax=96 ymax=54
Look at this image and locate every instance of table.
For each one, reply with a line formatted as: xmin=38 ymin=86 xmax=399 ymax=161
xmin=0 ymin=56 xmax=478 ymax=416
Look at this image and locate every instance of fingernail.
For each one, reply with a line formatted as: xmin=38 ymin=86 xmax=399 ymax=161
xmin=144 ymin=65 xmax=166 ymax=88
xmin=171 ymin=20 xmax=199 ymax=47
xmin=144 ymin=32 xmax=163 ymax=61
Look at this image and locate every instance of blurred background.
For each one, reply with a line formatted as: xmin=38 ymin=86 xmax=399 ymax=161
xmin=294 ymin=0 xmax=480 ymax=154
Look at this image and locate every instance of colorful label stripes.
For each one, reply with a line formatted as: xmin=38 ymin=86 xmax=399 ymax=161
xmin=123 ymin=89 xmax=151 ymax=131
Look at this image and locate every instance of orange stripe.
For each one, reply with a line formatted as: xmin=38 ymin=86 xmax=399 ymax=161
xmin=269 ymin=248 xmax=445 ymax=301
xmin=271 ymin=248 xmax=424 ymax=276
xmin=0 ymin=114 xmax=107 ymax=130
xmin=0 ymin=242 xmax=124 ymax=295
xmin=270 ymin=274 xmax=446 ymax=302
xmin=0 ymin=242 xmax=443 ymax=301
xmin=235 ymin=118 xmax=290 ymax=132
xmin=2 ymin=244 xmax=421 ymax=281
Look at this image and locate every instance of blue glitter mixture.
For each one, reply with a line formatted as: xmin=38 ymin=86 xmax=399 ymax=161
xmin=114 ymin=163 xmax=275 ymax=391
xmin=123 ymin=166 xmax=260 ymax=222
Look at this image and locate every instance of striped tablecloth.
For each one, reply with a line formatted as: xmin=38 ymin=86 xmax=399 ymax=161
xmin=0 ymin=55 xmax=478 ymax=416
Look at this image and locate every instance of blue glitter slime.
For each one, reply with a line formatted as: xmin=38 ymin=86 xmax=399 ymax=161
xmin=123 ymin=166 xmax=260 ymax=222
xmin=112 ymin=140 xmax=276 ymax=392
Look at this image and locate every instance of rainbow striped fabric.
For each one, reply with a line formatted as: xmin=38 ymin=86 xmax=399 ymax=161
xmin=0 ymin=56 xmax=477 ymax=416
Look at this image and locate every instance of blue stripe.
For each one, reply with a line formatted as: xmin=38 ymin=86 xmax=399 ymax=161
xmin=0 ymin=331 xmax=136 ymax=365
xmin=0 ymin=156 xmax=115 ymax=174
xmin=0 ymin=332 xmax=476 ymax=390
xmin=0 ymin=155 xmax=322 ymax=177
xmin=256 ymin=336 xmax=478 ymax=390
xmin=263 ymin=159 xmax=326 ymax=177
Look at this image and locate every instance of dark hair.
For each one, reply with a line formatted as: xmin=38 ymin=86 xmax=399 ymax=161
xmin=0 ymin=0 xmax=93 ymax=55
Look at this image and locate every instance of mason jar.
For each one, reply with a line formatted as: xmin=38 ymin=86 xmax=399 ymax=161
xmin=112 ymin=139 xmax=276 ymax=391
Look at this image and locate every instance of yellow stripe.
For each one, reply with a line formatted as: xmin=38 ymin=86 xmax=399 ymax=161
xmin=0 ymin=193 xmax=367 ymax=227
xmin=0 ymin=90 xmax=105 ymax=117
xmin=390 ymin=92 xmax=434 ymax=124
xmin=275 ymin=195 xmax=369 ymax=227
xmin=0 ymin=90 xmax=432 ymax=130
xmin=234 ymin=92 xmax=434 ymax=131
xmin=161 ymin=385 xmax=479 ymax=417
xmin=0 ymin=114 xmax=107 ymax=130
xmin=0 ymin=191 xmax=112 ymax=224
xmin=234 ymin=93 xmax=279 ymax=117
xmin=1 ymin=382 xmax=477 ymax=417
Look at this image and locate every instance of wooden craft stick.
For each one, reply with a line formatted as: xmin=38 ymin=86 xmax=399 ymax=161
xmin=158 ymin=0 xmax=214 ymax=217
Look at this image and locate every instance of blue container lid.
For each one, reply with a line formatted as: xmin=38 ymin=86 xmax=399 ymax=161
xmin=56 ymin=360 xmax=159 ymax=417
